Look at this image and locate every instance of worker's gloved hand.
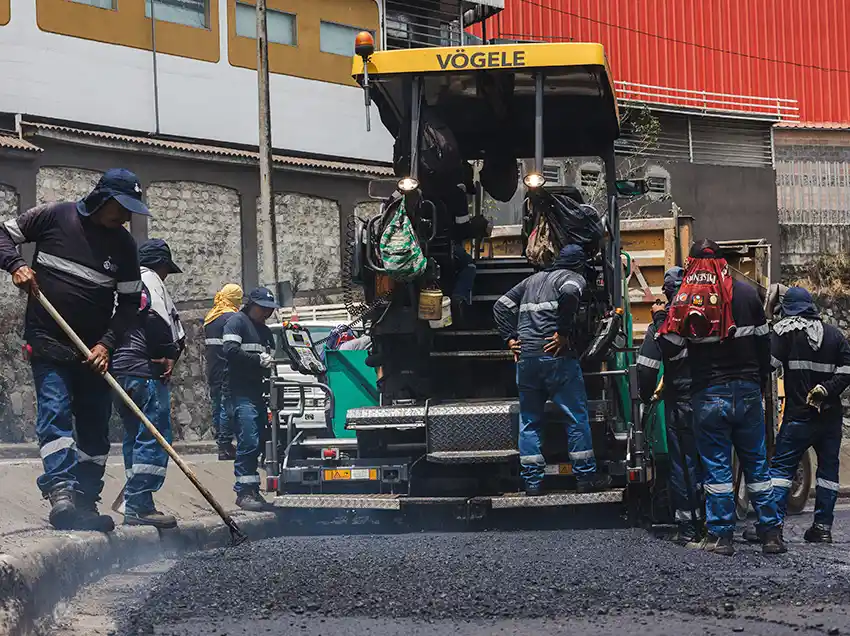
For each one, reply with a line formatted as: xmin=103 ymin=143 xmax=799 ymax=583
xmin=259 ymin=352 xmax=275 ymax=369
xmin=807 ymin=384 xmax=828 ymax=411
xmin=11 ymin=265 xmax=39 ymax=296
xmin=86 ymin=343 xmax=110 ymax=375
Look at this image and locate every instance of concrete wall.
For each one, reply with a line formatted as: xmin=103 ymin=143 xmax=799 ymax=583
xmin=774 ymin=128 xmax=850 ymax=280
xmin=0 ymin=136 xmax=375 ymax=442
xmin=668 ymin=162 xmax=781 ymax=280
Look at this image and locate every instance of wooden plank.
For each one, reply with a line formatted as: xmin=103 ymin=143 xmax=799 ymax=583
xmin=621 ymin=218 xmax=677 ymax=231
xmin=621 ymin=230 xmax=666 ymax=252
xmin=677 ymin=215 xmax=694 ymax=264
xmin=663 ymin=228 xmax=676 ymax=271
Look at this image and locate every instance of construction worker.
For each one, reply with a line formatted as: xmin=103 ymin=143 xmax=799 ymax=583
xmin=765 ymin=286 xmax=850 ymax=543
xmin=636 ymin=266 xmax=704 ymax=544
xmin=111 ymin=239 xmax=183 ymax=528
xmin=494 ymin=244 xmax=609 ymax=496
xmin=223 ymin=287 xmax=277 ymax=511
xmin=658 ymin=239 xmax=783 ymax=556
xmin=204 ymin=283 xmax=243 ymax=460
xmin=0 ymin=169 xmax=148 ymax=531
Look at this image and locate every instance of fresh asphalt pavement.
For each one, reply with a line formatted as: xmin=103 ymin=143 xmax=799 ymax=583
xmin=47 ymin=504 xmax=850 ymax=636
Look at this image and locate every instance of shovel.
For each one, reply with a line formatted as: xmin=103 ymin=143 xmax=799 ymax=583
xmin=35 ymin=291 xmax=248 ymax=546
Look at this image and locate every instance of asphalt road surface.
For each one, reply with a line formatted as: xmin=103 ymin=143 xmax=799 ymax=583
xmin=48 ymin=506 xmax=850 ymax=636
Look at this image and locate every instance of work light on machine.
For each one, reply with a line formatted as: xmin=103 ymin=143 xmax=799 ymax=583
xmin=523 ymin=172 xmax=546 ymax=189
xmin=398 ymin=176 xmax=420 ymax=192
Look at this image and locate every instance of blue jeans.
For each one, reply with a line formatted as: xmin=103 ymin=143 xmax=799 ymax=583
xmin=115 ymin=376 xmax=171 ymax=515
xmin=32 ymin=359 xmax=112 ymax=500
xmin=232 ymin=393 xmax=265 ymax=494
xmin=693 ymin=380 xmax=780 ymax=537
xmin=210 ymin=385 xmax=234 ymax=447
xmin=771 ymin=411 xmax=842 ymax=527
xmin=665 ymin=399 xmax=704 ymax=527
xmin=517 ymin=356 xmax=596 ymax=488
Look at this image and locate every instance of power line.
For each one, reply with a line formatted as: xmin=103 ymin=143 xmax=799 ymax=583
xmin=514 ymin=0 xmax=850 ymax=75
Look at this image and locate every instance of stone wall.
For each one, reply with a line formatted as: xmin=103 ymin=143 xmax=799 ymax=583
xmin=258 ymin=194 xmax=341 ymax=292
xmin=146 ymin=181 xmax=243 ymax=442
xmin=0 ymin=184 xmax=35 ymax=442
xmin=147 ymin=181 xmax=242 ymax=302
xmin=36 ymin=167 xmax=101 ymax=205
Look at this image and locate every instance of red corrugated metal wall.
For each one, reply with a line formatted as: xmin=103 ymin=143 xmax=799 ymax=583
xmin=472 ymin=0 xmax=850 ymax=123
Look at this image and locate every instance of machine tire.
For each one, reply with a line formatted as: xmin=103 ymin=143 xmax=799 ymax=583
xmin=734 ymin=448 xmax=813 ymax=519
xmin=786 ymin=449 xmax=812 ymax=516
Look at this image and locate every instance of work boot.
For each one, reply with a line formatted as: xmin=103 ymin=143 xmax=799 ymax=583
xmin=686 ymin=533 xmax=735 ymax=556
xmin=124 ymin=510 xmax=178 ymax=529
xmin=804 ymin=523 xmax=833 ymax=544
xmin=218 ymin=444 xmax=236 ymax=461
xmin=236 ymin=490 xmax=271 ymax=512
xmin=742 ymin=524 xmax=760 ymax=543
xmin=75 ymin=498 xmax=116 ymax=533
xmin=762 ymin=527 xmax=788 ymax=554
xmin=524 ymin=483 xmax=544 ymax=497
xmin=673 ymin=522 xmax=703 ymax=546
xmin=576 ymin=473 xmax=612 ymax=494
xmin=47 ymin=487 xmax=78 ymax=530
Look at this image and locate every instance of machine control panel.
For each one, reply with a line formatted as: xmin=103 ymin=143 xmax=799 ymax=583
xmin=281 ymin=324 xmax=326 ymax=376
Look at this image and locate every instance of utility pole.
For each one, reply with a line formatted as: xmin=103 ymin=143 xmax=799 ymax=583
xmin=150 ymin=0 xmax=161 ymax=134
xmin=256 ymin=0 xmax=279 ymax=287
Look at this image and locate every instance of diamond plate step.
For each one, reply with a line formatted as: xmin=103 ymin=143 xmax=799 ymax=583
xmin=427 ymin=450 xmax=519 ymax=464
xmin=487 ymin=489 xmax=625 ymax=508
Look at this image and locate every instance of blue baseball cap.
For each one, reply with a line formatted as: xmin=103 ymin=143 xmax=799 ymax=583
xmin=781 ymin=286 xmax=816 ymax=317
xmin=77 ymin=169 xmax=150 ymax=217
xmin=139 ymin=238 xmax=182 ymax=274
xmin=247 ymin=287 xmax=279 ymax=309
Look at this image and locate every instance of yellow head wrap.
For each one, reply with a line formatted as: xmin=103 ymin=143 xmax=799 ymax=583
xmin=204 ymin=283 xmax=244 ymax=327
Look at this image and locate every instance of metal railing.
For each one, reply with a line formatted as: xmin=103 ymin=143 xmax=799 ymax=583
xmin=615 ymin=81 xmax=800 ymax=122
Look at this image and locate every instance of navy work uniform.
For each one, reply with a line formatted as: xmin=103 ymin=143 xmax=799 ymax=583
xmin=112 ymin=239 xmax=184 ymax=529
xmin=770 ymin=286 xmax=850 ymax=543
xmin=223 ymin=287 xmax=278 ymax=511
xmin=637 ymin=266 xmax=704 ymax=541
xmin=494 ymin=244 xmax=605 ymax=495
xmin=0 ymin=169 xmax=147 ymax=532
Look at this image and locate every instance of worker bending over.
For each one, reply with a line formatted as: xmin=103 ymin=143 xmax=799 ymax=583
xmin=223 ymin=287 xmax=277 ymax=511
xmin=659 ymin=239 xmax=783 ymax=556
xmin=204 ymin=283 xmax=243 ymax=460
xmin=0 ymin=169 xmax=147 ymax=531
xmin=766 ymin=286 xmax=850 ymax=543
xmin=494 ymin=244 xmax=608 ymax=496
xmin=637 ymin=266 xmax=704 ymax=544
xmin=112 ymin=239 xmax=183 ymax=528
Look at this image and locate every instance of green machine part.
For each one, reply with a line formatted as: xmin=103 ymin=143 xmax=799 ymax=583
xmin=613 ymin=251 xmax=668 ymax=456
xmin=324 ymin=350 xmax=379 ymax=439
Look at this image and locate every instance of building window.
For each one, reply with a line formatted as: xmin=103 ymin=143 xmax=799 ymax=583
xmin=542 ymin=163 xmax=562 ymax=185
xmin=235 ymin=3 xmax=296 ymax=46
xmin=68 ymin=0 xmax=114 ymax=8
xmin=647 ymin=175 xmax=668 ymax=195
xmin=580 ymin=167 xmax=602 ymax=190
xmin=146 ymin=0 xmax=208 ymax=29
xmin=320 ymin=21 xmax=371 ymax=57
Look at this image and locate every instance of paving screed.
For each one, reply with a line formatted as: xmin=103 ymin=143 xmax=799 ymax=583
xmin=62 ymin=507 xmax=850 ymax=636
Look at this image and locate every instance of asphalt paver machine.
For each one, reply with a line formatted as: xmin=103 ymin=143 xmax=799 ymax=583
xmin=267 ymin=40 xmax=672 ymax=525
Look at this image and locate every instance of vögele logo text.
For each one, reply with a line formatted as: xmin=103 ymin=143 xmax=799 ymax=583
xmin=436 ymin=49 xmax=527 ymax=71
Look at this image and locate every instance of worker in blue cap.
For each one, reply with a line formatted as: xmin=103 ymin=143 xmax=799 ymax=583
xmin=223 ymin=287 xmax=278 ymax=511
xmin=0 ymin=169 xmax=149 ymax=531
xmin=745 ymin=286 xmax=850 ymax=545
xmin=494 ymin=244 xmax=608 ymax=496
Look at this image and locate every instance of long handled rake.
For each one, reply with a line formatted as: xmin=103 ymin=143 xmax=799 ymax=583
xmin=35 ymin=291 xmax=248 ymax=546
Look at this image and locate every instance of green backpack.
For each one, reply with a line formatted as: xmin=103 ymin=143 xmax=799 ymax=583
xmin=379 ymin=201 xmax=427 ymax=282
